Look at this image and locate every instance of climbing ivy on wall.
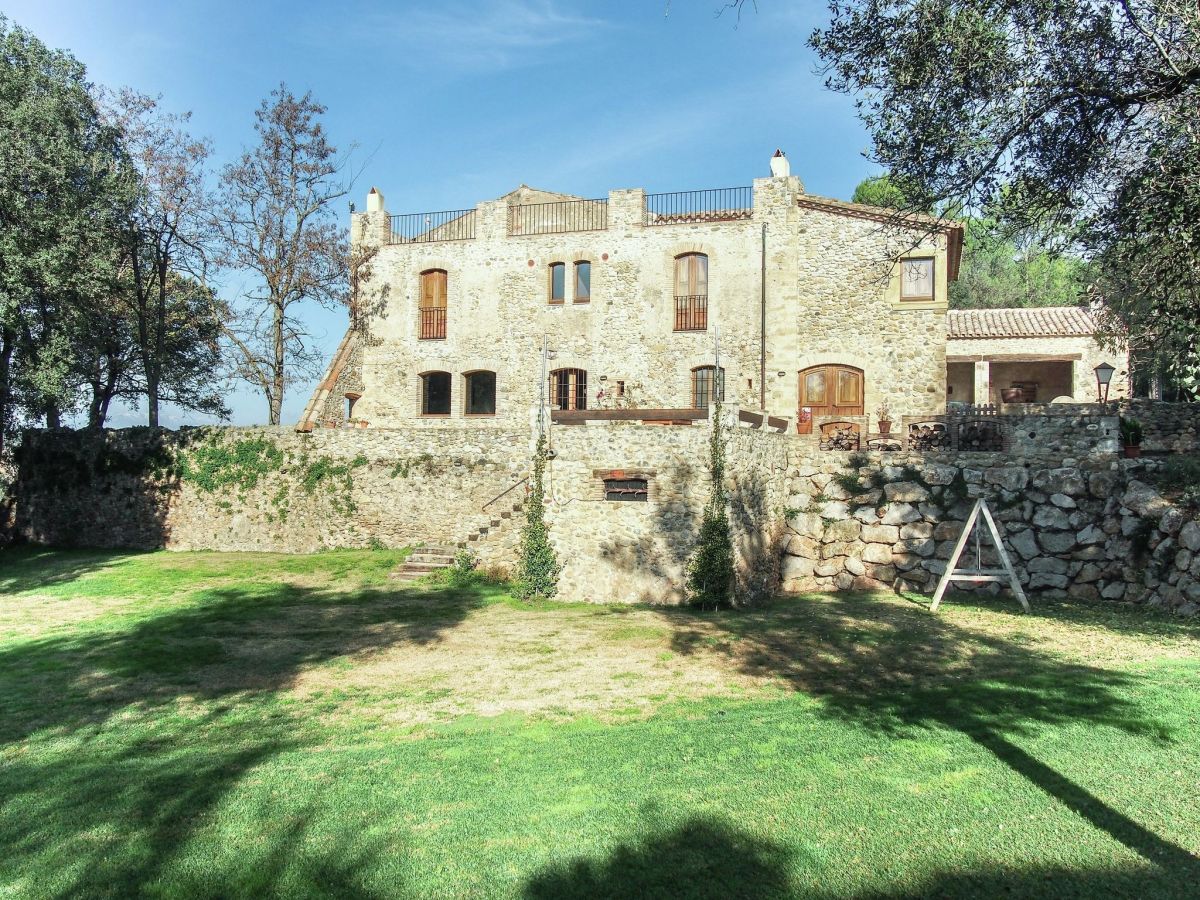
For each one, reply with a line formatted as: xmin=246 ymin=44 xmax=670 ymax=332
xmin=687 ymin=402 xmax=735 ymax=609
xmin=178 ymin=437 xmax=284 ymax=493
xmin=515 ymin=433 xmax=560 ymax=600
xmin=176 ymin=435 xmax=367 ymax=522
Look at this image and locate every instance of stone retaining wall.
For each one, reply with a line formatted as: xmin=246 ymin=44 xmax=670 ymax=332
xmin=779 ymin=451 xmax=1197 ymax=615
xmin=1115 ymin=399 xmax=1200 ymax=452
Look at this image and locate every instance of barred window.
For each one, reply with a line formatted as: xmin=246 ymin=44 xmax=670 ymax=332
xmin=691 ymin=365 xmax=726 ymax=408
xmin=604 ymin=478 xmax=648 ymax=502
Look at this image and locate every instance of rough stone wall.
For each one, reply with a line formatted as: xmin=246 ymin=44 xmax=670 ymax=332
xmin=1115 ymin=399 xmax=1200 ymax=452
xmin=347 ymin=175 xmax=952 ymax=431
xmin=9 ymin=427 xmax=528 ymax=553
xmin=778 ymin=451 xmax=1198 ymax=615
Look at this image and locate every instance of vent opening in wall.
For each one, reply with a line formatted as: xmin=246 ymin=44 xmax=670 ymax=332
xmin=604 ymin=478 xmax=648 ymax=502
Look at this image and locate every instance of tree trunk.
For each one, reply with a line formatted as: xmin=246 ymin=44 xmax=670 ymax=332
xmin=45 ymin=405 xmax=61 ymax=429
xmin=0 ymin=328 xmax=14 ymax=456
xmin=270 ymin=299 xmax=285 ymax=426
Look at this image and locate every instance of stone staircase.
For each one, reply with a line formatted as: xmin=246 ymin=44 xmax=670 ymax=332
xmin=458 ymin=496 xmax=526 ymax=549
xmin=388 ymin=545 xmax=457 ymax=582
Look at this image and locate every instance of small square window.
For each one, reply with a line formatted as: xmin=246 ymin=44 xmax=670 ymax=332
xmin=900 ymin=257 xmax=935 ymax=301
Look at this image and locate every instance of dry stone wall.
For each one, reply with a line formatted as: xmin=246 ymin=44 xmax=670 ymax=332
xmin=779 ymin=451 xmax=1198 ymax=615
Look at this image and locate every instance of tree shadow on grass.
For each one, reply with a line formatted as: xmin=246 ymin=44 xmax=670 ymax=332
xmin=0 ymin=569 xmax=502 ymax=898
xmin=523 ymin=815 xmax=796 ymax=900
xmin=0 ymin=575 xmax=492 ymax=747
xmin=0 ymin=546 xmax=138 ymax=594
xmin=660 ymin=593 xmax=1200 ymax=878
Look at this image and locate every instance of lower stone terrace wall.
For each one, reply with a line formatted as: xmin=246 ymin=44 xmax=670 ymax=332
xmin=1116 ymin=399 xmax=1200 ymax=452
xmin=780 ymin=450 xmax=1199 ymax=616
xmin=7 ymin=426 xmax=529 ymax=553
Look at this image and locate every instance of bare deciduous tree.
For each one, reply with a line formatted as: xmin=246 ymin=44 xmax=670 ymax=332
xmin=102 ymin=88 xmax=227 ymax=427
xmin=215 ymin=85 xmax=351 ymax=426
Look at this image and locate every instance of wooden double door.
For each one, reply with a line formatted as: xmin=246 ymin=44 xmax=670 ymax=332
xmin=797 ymin=365 xmax=864 ymax=434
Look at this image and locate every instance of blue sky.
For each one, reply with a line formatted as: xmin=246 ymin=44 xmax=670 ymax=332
xmin=5 ymin=0 xmax=879 ymax=426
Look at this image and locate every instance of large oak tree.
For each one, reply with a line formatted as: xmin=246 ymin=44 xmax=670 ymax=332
xmin=806 ymin=1 xmax=1200 ymax=384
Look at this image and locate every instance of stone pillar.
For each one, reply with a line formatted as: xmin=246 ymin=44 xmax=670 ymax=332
xmin=475 ymin=199 xmax=509 ymax=241
xmin=608 ymin=188 xmax=645 ymax=229
xmin=355 ymin=187 xmax=390 ymax=247
xmin=974 ymin=359 xmax=991 ymax=406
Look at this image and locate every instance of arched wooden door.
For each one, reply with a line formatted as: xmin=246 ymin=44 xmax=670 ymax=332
xmin=797 ymin=365 xmax=864 ymax=434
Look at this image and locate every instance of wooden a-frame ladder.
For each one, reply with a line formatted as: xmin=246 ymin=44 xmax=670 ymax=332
xmin=930 ymin=497 xmax=1030 ymax=613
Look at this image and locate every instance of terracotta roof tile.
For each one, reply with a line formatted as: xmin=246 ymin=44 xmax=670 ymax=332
xmin=947 ymin=307 xmax=1095 ymax=339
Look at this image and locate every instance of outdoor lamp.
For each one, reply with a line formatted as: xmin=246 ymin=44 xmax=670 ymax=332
xmin=1093 ymin=362 xmax=1116 ymax=403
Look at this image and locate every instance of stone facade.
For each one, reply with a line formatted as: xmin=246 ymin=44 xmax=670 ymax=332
xmin=306 ymin=155 xmax=959 ymax=433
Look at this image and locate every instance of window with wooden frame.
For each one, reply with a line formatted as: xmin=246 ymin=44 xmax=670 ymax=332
xmin=574 ymin=261 xmax=591 ymax=303
xmin=548 ymin=262 xmax=566 ymax=304
xmin=690 ymin=365 xmax=725 ymax=408
xmin=549 ymin=368 xmax=587 ymax=411
xmin=418 ymin=269 xmax=447 ymax=339
xmin=420 ymin=371 xmax=451 ymax=416
xmin=464 ymin=370 xmax=496 ymax=416
xmin=899 ymin=256 xmax=935 ymax=302
xmin=673 ymin=253 xmax=708 ymax=331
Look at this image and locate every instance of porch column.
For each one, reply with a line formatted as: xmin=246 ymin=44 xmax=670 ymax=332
xmin=973 ymin=360 xmax=991 ymax=406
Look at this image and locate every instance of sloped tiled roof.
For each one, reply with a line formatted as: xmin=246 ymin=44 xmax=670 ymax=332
xmin=947 ymin=306 xmax=1096 ymax=339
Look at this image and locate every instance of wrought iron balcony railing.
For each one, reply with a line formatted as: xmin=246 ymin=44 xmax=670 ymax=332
xmin=645 ymin=187 xmax=753 ymax=226
xmin=507 ymin=198 xmax=608 ymax=236
xmin=674 ymin=294 xmax=708 ymax=331
xmin=390 ymin=209 xmax=476 ymax=244
xmin=419 ymin=308 xmax=447 ymax=340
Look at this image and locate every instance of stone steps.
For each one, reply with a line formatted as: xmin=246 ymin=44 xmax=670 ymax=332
xmin=388 ymin=545 xmax=457 ymax=582
xmin=459 ymin=500 xmax=524 ymax=549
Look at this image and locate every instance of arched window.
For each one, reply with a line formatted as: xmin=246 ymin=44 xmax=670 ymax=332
xmin=691 ymin=366 xmax=725 ymax=408
xmin=574 ymin=261 xmax=591 ymax=303
xmin=549 ymin=368 xmax=587 ymax=411
xmin=419 ymin=269 xmax=447 ymax=339
xmin=464 ymin=370 xmax=496 ymax=416
xmin=420 ymin=371 xmax=451 ymax=416
xmin=673 ymin=253 xmax=708 ymax=331
xmin=548 ymin=262 xmax=566 ymax=304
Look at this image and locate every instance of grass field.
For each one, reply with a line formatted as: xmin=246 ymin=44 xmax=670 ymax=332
xmin=1 ymin=547 xmax=1198 ymax=898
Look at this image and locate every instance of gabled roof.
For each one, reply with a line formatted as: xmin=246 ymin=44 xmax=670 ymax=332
xmin=947 ymin=306 xmax=1096 ymax=340
xmin=496 ymin=184 xmax=584 ymax=204
xmin=795 ymin=193 xmax=966 ymax=281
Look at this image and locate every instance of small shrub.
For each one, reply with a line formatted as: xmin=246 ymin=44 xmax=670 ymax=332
xmin=1151 ymin=454 xmax=1200 ymax=502
xmin=832 ymin=472 xmax=863 ymax=495
xmin=847 ymin=451 xmax=869 ymax=469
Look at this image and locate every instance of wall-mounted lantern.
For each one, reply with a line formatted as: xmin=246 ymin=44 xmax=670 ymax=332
xmin=1094 ymin=362 xmax=1116 ymax=403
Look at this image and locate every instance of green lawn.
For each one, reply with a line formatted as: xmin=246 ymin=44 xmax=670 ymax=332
xmin=1 ymin=547 xmax=1198 ymax=898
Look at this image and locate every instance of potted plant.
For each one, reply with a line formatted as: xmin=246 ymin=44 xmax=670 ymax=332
xmin=1120 ymin=417 xmax=1143 ymax=458
xmin=876 ymin=401 xmax=893 ymax=435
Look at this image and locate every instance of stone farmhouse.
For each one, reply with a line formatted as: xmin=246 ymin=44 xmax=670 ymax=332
xmin=301 ymin=152 xmax=954 ymax=434
xmin=299 ymin=151 xmax=1127 ymax=437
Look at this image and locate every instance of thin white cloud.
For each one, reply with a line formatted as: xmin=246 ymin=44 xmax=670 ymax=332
xmin=347 ymin=0 xmax=609 ymax=72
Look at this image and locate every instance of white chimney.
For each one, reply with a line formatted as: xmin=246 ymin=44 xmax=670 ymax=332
xmin=366 ymin=187 xmax=385 ymax=213
xmin=769 ymin=149 xmax=790 ymax=178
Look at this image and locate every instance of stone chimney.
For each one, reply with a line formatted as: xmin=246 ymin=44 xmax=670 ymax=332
xmin=354 ymin=187 xmax=390 ymax=247
xmin=769 ymin=149 xmax=790 ymax=178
